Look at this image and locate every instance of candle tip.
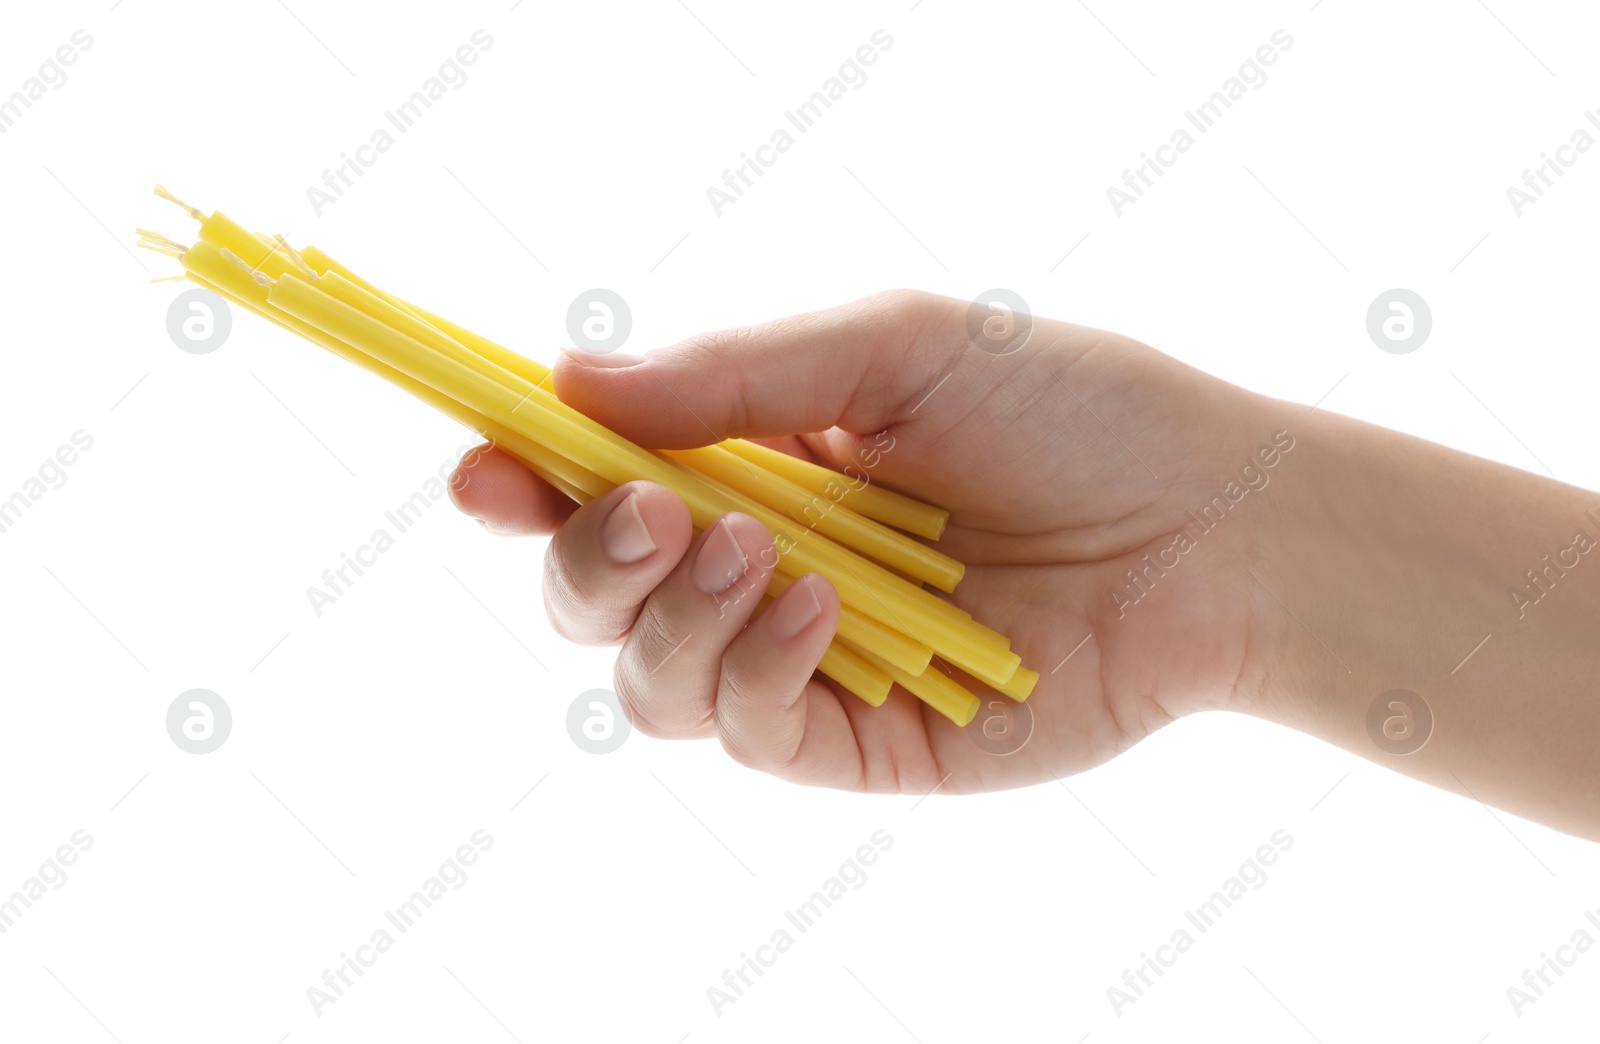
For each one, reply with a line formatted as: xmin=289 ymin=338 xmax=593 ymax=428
xmin=271 ymin=234 xmax=319 ymax=281
xmin=220 ymin=247 xmax=276 ymax=287
xmin=134 ymin=228 xmax=190 ymax=259
xmin=153 ymin=184 xmax=205 ymax=221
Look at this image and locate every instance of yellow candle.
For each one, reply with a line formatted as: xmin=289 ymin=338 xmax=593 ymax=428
xmin=842 ymin=640 xmax=981 ymax=727
xmin=661 ymin=444 xmax=965 ymax=592
xmin=298 ymin=246 xmax=954 ymax=546
xmin=761 ymin=572 xmax=929 ymax=676
xmin=286 ymin=271 xmax=1025 ymax=684
xmin=720 ymin=437 xmax=950 ymax=541
xmin=182 ymin=243 xmax=600 ymax=503
xmin=995 ymin=666 xmax=1039 ymax=702
xmin=304 ymin=268 xmax=940 ymax=674
xmin=181 ymin=243 xmax=895 ymax=706
xmin=153 ymin=192 xmax=1044 ymax=711
xmin=262 ymin=275 xmax=1014 ymax=678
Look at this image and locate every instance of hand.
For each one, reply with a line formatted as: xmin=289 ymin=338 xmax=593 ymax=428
xmin=449 ymin=290 xmax=1287 ymax=794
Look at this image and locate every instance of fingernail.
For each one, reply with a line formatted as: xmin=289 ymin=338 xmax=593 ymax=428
xmin=561 ymin=346 xmax=645 ymax=368
xmin=692 ymin=519 xmax=748 ymax=594
xmin=601 ymin=493 xmax=656 ymax=564
xmin=767 ymin=576 xmax=822 ymax=642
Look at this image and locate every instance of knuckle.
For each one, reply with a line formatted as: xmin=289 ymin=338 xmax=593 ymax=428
xmin=870 ymin=288 xmax=964 ymax=351
xmin=614 ymin=665 xmax=708 ymax=741
xmin=869 ymin=288 xmax=938 ymax=326
xmin=683 ymin=323 xmax=756 ymax=360
xmin=612 ymin=669 xmax=674 ymax=739
xmin=672 ymin=332 xmax=751 ymax=435
xmin=542 ymin=545 xmax=627 ymax=643
xmin=625 ymin=598 xmax=694 ymax=677
xmin=714 ymin=672 xmax=794 ymax=772
xmin=612 ymin=602 xmax=715 ymax=738
xmin=719 ymin=664 xmax=765 ymax=710
xmin=716 ymin=724 xmax=765 ymax=770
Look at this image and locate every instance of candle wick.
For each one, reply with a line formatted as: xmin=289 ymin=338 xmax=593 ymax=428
xmin=271 ymin=234 xmax=319 ymax=282
xmin=219 ymin=248 xmax=277 ymax=287
xmin=153 ymin=184 xmax=205 ymax=221
xmin=134 ymin=228 xmax=189 ymax=259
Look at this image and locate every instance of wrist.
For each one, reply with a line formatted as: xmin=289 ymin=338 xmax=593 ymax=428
xmin=1237 ymin=398 xmax=1598 ymax=782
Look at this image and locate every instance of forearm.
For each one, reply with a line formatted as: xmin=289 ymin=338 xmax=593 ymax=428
xmin=1239 ymin=395 xmax=1600 ymax=840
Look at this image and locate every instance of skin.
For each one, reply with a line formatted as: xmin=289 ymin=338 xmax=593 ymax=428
xmin=450 ymin=291 xmax=1600 ymax=841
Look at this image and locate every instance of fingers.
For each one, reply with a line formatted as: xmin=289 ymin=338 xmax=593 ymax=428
xmin=522 ymin=478 xmax=868 ymax=784
xmin=551 ymin=290 xmax=972 ymax=448
xmin=612 ymin=513 xmax=776 ymax=737
xmin=449 ymin=443 xmax=580 ymax=535
xmin=715 ymin=574 xmax=865 ymax=787
xmin=542 ymin=481 xmax=693 ymax=645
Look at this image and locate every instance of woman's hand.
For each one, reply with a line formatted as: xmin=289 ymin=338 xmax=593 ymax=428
xmin=449 ymin=291 xmax=1288 ymax=795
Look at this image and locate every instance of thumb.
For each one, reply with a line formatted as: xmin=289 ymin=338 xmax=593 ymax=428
xmin=551 ymin=290 xmax=971 ymax=448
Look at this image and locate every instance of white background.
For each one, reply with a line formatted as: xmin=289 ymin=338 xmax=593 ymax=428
xmin=1 ymin=0 xmax=1598 ymax=1040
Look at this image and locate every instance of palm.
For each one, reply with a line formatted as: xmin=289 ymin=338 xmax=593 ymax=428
xmin=774 ymin=325 xmax=1266 ymax=793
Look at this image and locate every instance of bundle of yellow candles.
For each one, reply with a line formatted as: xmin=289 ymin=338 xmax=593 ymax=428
xmin=138 ymin=187 xmax=1040 ymax=726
